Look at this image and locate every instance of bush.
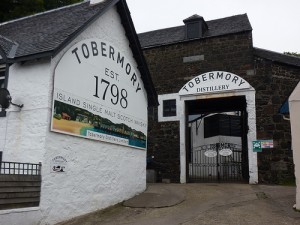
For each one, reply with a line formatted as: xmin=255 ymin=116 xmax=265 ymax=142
xmin=54 ymin=114 xmax=62 ymax=120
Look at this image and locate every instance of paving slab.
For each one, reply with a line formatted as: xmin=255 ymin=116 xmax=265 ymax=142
xmin=57 ymin=183 xmax=300 ymax=225
xmin=123 ymin=184 xmax=185 ymax=208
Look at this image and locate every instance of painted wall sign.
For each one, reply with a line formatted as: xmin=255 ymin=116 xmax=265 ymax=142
xmin=261 ymin=140 xmax=274 ymax=148
xmin=219 ymin=148 xmax=233 ymax=157
xmin=179 ymin=71 xmax=251 ymax=96
xmin=51 ymin=156 xmax=67 ymax=173
xmin=51 ymin=39 xmax=147 ymax=149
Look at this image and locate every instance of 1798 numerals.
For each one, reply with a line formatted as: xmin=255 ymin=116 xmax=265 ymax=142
xmin=93 ymin=76 xmax=128 ymax=109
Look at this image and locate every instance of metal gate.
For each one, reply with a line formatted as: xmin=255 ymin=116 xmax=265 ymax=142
xmin=188 ymin=142 xmax=248 ymax=182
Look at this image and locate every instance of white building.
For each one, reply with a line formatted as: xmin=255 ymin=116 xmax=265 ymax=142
xmin=289 ymin=82 xmax=300 ymax=210
xmin=0 ymin=0 xmax=157 ymax=224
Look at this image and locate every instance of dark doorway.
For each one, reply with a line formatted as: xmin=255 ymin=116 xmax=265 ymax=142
xmin=186 ymin=96 xmax=249 ymax=183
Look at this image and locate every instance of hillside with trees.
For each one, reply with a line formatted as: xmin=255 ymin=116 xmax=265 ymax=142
xmin=0 ymin=0 xmax=83 ymax=23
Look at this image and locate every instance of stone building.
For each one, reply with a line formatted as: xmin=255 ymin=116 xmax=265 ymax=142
xmin=0 ymin=0 xmax=157 ymax=224
xmin=138 ymin=14 xmax=300 ymax=184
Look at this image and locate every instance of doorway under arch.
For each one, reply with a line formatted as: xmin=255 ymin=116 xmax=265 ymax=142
xmin=178 ymin=71 xmax=258 ymax=184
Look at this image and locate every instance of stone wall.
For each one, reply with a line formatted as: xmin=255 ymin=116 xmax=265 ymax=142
xmin=144 ymin=32 xmax=254 ymax=182
xmin=147 ymin=107 xmax=180 ymax=182
xmin=145 ymin=32 xmax=254 ymax=95
xmin=252 ymin=58 xmax=300 ymax=183
xmin=143 ymin=31 xmax=300 ymax=183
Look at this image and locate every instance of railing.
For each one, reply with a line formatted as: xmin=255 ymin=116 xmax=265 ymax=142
xmin=0 ymin=161 xmax=42 ymax=175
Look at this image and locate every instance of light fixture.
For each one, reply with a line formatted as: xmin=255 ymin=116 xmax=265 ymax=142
xmin=0 ymin=88 xmax=23 ymax=117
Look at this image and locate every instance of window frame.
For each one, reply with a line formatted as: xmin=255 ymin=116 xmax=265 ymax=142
xmin=163 ymin=99 xmax=177 ymax=117
xmin=158 ymin=93 xmax=180 ymax=122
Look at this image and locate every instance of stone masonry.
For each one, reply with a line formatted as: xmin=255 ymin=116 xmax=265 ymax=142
xmin=142 ymin=29 xmax=300 ymax=183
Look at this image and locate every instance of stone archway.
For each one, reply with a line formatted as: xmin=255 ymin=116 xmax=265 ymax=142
xmin=178 ymin=71 xmax=258 ymax=184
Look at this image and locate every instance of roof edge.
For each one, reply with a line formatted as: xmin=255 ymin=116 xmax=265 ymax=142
xmin=138 ymin=13 xmax=252 ymax=36
xmin=140 ymin=30 xmax=252 ymax=50
xmin=116 ymin=0 xmax=158 ymax=107
xmin=254 ymin=47 xmax=300 ymax=67
xmin=0 ymin=0 xmax=119 ymax=63
xmin=0 ymin=1 xmax=85 ymax=27
xmin=53 ymin=0 xmax=119 ymax=57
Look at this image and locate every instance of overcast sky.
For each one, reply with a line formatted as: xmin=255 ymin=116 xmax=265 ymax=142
xmin=126 ymin=0 xmax=300 ymax=54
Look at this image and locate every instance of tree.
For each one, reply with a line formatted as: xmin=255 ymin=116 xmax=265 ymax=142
xmin=0 ymin=0 xmax=83 ymax=23
xmin=44 ymin=0 xmax=83 ymax=10
xmin=0 ymin=0 xmax=44 ymax=22
xmin=284 ymin=52 xmax=300 ymax=58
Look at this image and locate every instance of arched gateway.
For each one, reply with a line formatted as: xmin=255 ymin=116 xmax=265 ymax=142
xmin=178 ymin=71 xmax=257 ymax=184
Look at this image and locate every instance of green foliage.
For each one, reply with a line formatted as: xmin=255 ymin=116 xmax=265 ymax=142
xmin=278 ymin=177 xmax=296 ymax=186
xmin=53 ymin=113 xmax=62 ymax=120
xmin=0 ymin=0 xmax=43 ymax=22
xmin=284 ymin=52 xmax=300 ymax=58
xmin=0 ymin=0 xmax=83 ymax=23
xmin=44 ymin=0 xmax=83 ymax=10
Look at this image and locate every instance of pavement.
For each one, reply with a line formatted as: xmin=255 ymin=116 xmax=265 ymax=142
xmin=57 ymin=183 xmax=300 ymax=225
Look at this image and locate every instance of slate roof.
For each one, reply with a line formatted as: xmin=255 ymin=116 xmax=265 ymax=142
xmin=138 ymin=14 xmax=252 ymax=48
xmin=254 ymin=47 xmax=300 ymax=67
xmin=0 ymin=36 xmax=18 ymax=59
xmin=0 ymin=0 xmax=158 ymax=106
xmin=0 ymin=0 xmax=115 ymax=61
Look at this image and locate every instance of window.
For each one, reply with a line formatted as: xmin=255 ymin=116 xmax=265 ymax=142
xmin=186 ymin=22 xmax=200 ymax=39
xmin=163 ymin=99 xmax=176 ymax=117
xmin=0 ymin=65 xmax=5 ymax=88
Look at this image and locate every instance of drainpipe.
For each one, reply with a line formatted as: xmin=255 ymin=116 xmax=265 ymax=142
xmin=282 ymin=115 xmax=290 ymax=121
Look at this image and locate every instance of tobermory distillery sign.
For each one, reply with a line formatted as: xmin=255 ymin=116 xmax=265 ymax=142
xmin=179 ymin=71 xmax=251 ymax=96
xmin=51 ymin=38 xmax=148 ymax=149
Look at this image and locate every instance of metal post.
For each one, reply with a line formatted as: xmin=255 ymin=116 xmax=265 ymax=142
xmin=216 ymin=143 xmax=220 ymax=182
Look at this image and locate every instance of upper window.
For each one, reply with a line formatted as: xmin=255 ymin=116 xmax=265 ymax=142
xmin=163 ymin=99 xmax=176 ymax=117
xmin=186 ymin=22 xmax=200 ymax=39
xmin=0 ymin=65 xmax=5 ymax=88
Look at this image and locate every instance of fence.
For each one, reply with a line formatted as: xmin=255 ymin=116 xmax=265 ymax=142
xmin=0 ymin=161 xmax=42 ymax=210
xmin=0 ymin=161 xmax=41 ymax=175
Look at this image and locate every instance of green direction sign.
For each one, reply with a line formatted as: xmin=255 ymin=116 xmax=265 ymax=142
xmin=252 ymin=141 xmax=262 ymax=152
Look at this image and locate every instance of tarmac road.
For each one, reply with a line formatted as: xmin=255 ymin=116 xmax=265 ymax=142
xmin=57 ymin=183 xmax=300 ymax=225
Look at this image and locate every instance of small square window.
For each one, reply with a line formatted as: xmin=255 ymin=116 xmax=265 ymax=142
xmin=163 ymin=99 xmax=176 ymax=117
xmin=186 ymin=22 xmax=200 ymax=39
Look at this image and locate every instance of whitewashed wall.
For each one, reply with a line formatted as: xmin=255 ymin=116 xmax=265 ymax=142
xmin=289 ymin=82 xmax=300 ymax=210
xmin=1 ymin=60 xmax=51 ymax=163
xmin=0 ymin=5 xmax=147 ymax=225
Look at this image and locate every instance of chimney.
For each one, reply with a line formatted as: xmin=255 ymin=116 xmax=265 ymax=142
xmin=183 ymin=14 xmax=208 ymax=39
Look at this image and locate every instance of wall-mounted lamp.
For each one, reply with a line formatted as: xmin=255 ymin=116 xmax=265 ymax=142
xmin=0 ymin=88 xmax=23 ymax=117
